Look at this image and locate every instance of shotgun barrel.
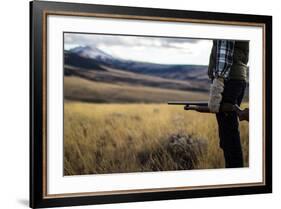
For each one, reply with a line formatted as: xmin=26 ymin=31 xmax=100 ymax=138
xmin=167 ymin=101 xmax=208 ymax=106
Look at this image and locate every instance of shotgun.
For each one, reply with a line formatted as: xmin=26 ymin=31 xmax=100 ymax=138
xmin=167 ymin=101 xmax=249 ymax=122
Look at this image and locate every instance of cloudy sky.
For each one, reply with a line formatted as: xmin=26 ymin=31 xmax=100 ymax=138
xmin=64 ymin=33 xmax=213 ymax=65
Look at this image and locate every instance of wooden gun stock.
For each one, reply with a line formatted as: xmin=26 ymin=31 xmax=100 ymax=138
xmin=168 ymin=101 xmax=249 ymax=122
xmin=184 ymin=104 xmax=248 ymax=122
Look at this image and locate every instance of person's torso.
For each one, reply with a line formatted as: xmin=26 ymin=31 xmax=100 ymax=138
xmin=208 ymin=40 xmax=249 ymax=80
xmin=229 ymin=41 xmax=249 ymax=80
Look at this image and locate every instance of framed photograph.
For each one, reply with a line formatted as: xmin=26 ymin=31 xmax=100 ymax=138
xmin=30 ymin=1 xmax=272 ymax=208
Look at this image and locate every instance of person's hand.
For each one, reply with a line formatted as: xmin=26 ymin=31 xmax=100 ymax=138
xmin=208 ymin=78 xmax=224 ymax=113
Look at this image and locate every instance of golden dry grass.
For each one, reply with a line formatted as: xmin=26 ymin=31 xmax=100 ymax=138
xmin=64 ymin=102 xmax=249 ymax=175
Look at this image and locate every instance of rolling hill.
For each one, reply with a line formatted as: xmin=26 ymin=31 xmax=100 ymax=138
xmin=64 ymin=46 xmax=213 ymax=103
xmin=64 ymin=46 xmax=210 ymax=90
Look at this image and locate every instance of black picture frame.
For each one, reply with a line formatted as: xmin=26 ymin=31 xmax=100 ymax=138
xmin=30 ymin=1 xmax=272 ymax=208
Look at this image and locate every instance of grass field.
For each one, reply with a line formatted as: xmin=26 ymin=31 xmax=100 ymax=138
xmin=64 ymin=76 xmax=209 ymax=103
xmin=64 ymin=102 xmax=249 ymax=175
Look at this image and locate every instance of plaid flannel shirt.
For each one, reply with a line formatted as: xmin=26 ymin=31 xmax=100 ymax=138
xmin=214 ymin=40 xmax=235 ymax=79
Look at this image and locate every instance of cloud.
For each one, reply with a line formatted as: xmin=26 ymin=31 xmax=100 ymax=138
xmin=64 ymin=33 xmax=213 ymax=65
xmin=64 ymin=33 xmax=200 ymax=50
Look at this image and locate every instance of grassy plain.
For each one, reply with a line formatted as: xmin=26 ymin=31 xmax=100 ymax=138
xmin=64 ymin=102 xmax=249 ymax=175
xmin=64 ymin=75 xmax=209 ymax=103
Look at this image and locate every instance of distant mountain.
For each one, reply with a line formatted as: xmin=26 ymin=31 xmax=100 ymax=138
xmin=69 ymin=46 xmax=115 ymax=61
xmin=64 ymin=46 xmax=210 ymax=92
xmin=66 ymin=46 xmax=209 ymax=79
xmin=64 ymin=50 xmax=105 ymax=71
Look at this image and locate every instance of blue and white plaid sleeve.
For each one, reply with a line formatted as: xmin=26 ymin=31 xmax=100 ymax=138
xmin=214 ymin=40 xmax=235 ymax=79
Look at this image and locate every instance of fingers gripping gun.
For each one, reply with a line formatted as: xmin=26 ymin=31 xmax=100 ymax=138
xmin=167 ymin=101 xmax=249 ymax=122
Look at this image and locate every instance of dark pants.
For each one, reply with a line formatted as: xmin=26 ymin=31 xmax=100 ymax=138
xmin=216 ymin=79 xmax=246 ymax=168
